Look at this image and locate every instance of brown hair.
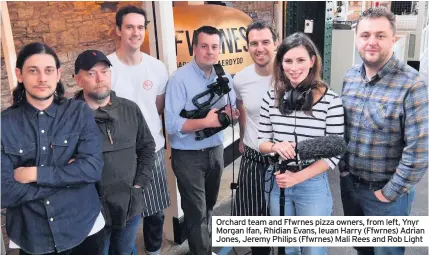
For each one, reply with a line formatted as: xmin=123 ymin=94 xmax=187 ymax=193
xmin=273 ymin=32 xmax=327 ymax=115
xmin=246 ymin=20 xmax=278 ymax=44
xmin=356 ymin=7 xmax=396 ymax=35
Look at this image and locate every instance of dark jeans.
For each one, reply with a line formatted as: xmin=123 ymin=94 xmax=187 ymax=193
xmin=171 ymin=145 xmax=224 ymax=255
xmin=340 ymin=173 xmax=415 ymax=255
xmin=143 ymin=211 xmax=165 ymax=253
xmin=102 ymin=215 xmax=141 ymax=255
xmin=19 ymin=230 xmax=104 ymax=255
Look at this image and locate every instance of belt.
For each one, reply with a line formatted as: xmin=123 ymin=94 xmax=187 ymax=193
xmin=349 ymin=173 xmax=388 ymax=186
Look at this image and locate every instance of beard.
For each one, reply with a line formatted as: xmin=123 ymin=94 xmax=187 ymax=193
xmin=27 ymin=90 xmax=55 ymax=101
xmin=87 ymin=90 xmax=111 ymax=101
xmin=359 ymin=50 xmax=390 ymax=69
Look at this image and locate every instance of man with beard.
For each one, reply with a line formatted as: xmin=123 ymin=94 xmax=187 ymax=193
xmin=340 ymin=7 xmax=428 ymax=255
xmin=106 ymin=6 xmax=170 ymax=254
xmin=73 ymin=50 xmax=155 ymax=255
xmin=1 ymin=42 xmax=105 ymax=255
xmin=232 ymin=20 xmax=278 ymax=255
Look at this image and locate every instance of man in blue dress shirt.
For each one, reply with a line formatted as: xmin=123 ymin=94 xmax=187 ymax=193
xmin=165 ymin=26 xmax=239 ymax=255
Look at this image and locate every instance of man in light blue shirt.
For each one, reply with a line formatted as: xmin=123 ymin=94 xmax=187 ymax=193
xmin=165 ymin=26 xmax=239 ymax=255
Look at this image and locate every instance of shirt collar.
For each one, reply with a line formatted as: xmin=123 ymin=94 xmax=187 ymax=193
xmin=24 ymin=100 xmax=57 ymax=117
xmin=191 ymin=58 xmax=216 ymax=80
xmin=378 ymin=53 xmax=400 ymax=80
xmin=359 ymin=53 xmax=400 ymax=83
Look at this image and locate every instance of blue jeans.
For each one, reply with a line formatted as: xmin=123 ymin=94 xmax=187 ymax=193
xmin=265 ymin=167 xmax=332 ymax=255
xmin=102 ymin=215 xmax=141 ymax=255
xmin=340 ymin=173 xmax=415 ymax=255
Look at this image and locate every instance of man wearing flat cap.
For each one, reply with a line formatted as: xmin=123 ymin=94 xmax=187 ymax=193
xmin=74 ymin=50 xmax=156 ymax=255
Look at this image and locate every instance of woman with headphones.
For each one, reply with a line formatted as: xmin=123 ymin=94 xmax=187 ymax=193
xmin=258 ymin=32 xmax=345 ymax=255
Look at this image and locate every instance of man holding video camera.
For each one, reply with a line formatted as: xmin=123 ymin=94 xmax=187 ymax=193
xmin=165 ymin=25 xmax=239 ymax=255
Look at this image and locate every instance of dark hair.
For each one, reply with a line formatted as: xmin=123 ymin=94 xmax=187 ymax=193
xmin=245 ymin=20 xmax=278 ymax=44
xmin=192 ymin=26 xmax=221 ymax=47
xmin=273 ymin=32 xmax=326 ymax=115
xmin=356 ymin=7 xmax=396 ymax=34
xmin=116 ymin=5 xmax=149 ymax=30
xmin=12 ymin=42 xmax=65 ymax=108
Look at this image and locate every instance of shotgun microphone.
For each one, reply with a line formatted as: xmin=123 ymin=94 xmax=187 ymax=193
xmin=269 ymin=135 xmax=346 ymax=163
xmin=297 ymin=135 xmax=346 ymax=160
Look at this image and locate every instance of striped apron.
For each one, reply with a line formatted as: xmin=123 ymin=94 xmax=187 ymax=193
xmin=232 ymin=145 xmax=271 ymax=216
xmin=141 ymin=149 xmax=171 ymax=217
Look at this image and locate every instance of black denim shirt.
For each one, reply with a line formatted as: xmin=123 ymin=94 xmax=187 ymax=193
xmin=1 ymin=99 xmax=104 ymax=254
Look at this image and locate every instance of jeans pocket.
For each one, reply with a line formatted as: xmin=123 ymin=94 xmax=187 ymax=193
xmin=369 ymin=189 xmax=391 ymax=204
xmin=264 ymin=165 xmax=275 ymax=193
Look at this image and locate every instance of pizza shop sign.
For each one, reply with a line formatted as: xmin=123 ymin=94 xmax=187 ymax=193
xmin=173 ymin=5 xmax=253 ymax=75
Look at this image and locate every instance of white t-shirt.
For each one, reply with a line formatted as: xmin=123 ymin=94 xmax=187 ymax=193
xmin=107 ymin=52 xmax=169 ymax=152
xmin=233 ymin=64 xmax=272 ymax=151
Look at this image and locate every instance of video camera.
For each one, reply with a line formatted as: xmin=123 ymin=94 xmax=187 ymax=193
xmin=179 ymin=64 xmax=232 ymax=141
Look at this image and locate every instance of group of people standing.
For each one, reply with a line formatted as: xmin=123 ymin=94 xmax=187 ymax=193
xmin=1 ymin=5 xmax=427 ymax=255
xmin=233 ymin=6 xmax=427 ymax=255
xmin=2 ymin=5 xmax=169 ymax=255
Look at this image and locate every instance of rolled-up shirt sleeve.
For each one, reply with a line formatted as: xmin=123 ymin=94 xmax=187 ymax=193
xmin=165 ymin=75 xmax=189 ymax=137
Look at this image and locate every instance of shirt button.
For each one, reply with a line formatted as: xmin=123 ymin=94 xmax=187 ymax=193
xmin=19 ymin=149 xmax=23 ymax=154
xmin=46 ymin=201 xmax=50 ymax=205
xmin=50 ymin=218 xmax=54 ymax=222
xmin=64 ymin=140 xmax=67 ymax=144
xmin=41 ymin=164 xmax=44 ymax=166
xmin=41 ymin=130 xmax=45 ymax=134
xmin=42 ymin=146 xmax=46 ymax=151
xmin=40 ymin=111 xmax=44 ymax=115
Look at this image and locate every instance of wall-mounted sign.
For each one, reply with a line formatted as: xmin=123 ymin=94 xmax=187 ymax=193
xmin=173 ymin=5 xmax=253 ymax=74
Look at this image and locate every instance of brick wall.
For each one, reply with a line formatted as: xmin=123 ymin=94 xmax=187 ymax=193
xmin=231 ymin=1 xmax=275 ymax=23
xmin=1 ymin=1 xmax=140 ymax=110
xmin=1 ymin=1 xmax=276 ymax=110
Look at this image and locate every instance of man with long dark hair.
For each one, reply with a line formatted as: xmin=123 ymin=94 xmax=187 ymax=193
xmin=1 ymin=42 xmax=105 ymax=255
